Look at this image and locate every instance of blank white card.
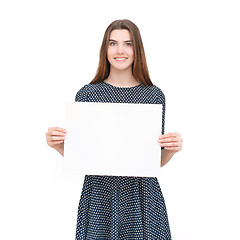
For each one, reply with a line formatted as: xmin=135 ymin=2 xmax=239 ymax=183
xmin=64 ymin=102 xmax=162 ymax=177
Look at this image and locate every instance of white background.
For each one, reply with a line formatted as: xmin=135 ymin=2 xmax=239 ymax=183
xmin=0 ymin=0 xmax=239 ymax=239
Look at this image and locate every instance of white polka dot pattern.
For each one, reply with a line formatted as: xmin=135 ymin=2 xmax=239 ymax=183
xmin=74 ymin=81 xmax=171 ymax=239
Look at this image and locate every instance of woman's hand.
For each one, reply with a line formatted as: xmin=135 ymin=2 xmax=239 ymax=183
xmin=158 ymin=132 xmax=183 ymax=153
xmin=46 ymin=127 xmax=67 ymax=156
xmin=158 ymin=132 xmax=183 ymax=166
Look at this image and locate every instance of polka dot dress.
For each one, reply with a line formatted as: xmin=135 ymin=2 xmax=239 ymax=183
xmin=74 ymin=81 xmax=171 ymax=240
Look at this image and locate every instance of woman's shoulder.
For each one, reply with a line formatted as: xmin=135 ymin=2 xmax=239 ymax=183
xmin=147 ymin=84 xmax=165 ymax=94
xmin=75 ymin=82 xmax=103 ymax=101
xmin=145 ymin=84 xmax=165 ymax=103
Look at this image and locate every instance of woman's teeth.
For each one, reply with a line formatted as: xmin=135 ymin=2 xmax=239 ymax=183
xmin=115 ymin=58 xmax=127 ymax=60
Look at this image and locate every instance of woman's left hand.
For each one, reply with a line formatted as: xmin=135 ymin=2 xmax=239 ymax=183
xmin=158 ymin=132 xmax=183 ymax=153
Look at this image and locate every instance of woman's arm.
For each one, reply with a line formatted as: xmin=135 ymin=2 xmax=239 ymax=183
xmin=161 ymin=149 xmax=175 ymax=167
xmin=159 ymin=132 xmax=183 ymax=167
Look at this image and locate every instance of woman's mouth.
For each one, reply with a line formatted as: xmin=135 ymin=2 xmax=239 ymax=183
xmin=114 ymin=57 xmax=128 ymax=62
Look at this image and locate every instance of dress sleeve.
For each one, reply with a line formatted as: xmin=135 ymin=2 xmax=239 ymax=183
xmin=75 ymin=85 xmax=88 ymax=102
xmin=157 ymin=89 xmax=166 ymax=150
xmin=161 ymin=92 xmax=166 ymax=136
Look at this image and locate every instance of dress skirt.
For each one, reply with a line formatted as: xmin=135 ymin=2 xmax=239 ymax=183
xmin=75 ymin=175 xmax=171 ymax=240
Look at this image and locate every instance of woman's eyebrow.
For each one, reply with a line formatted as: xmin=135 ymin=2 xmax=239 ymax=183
xmin=109 ymin=39 xmax=132 ymax=42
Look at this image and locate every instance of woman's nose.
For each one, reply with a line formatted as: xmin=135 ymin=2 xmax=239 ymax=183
xmin=117 ymin=45 xmax=124 ymax=54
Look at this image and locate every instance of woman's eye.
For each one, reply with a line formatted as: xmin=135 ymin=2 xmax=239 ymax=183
xmin=125 ymin=43 xmax=132 ymax=47
xmin=109 ymin=42 xmax=116 ymax=46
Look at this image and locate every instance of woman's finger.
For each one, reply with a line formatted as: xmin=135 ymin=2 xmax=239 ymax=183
xmin=158 ymin=137 xmax=179 ymax=143
xmin=159 ymin=142 xmax=182 ymax=149
xmin=160 ymin=142 xmax=179 ymax=147
xmin=54 ymin=127 xmax=67 ymax=133
xmin=159 ymin=132 xmax=179 ymax=139
xmin=46 ymin=127 xmax=67 ymax=138
xmin=48 ymin=127 xmax=67 ymax=134
xmin=51 ymin=130 xmax=66 ymax=136
xmin=50 ymin=140 xmax=64 ymax=145
xmin=49 ymin=136 xmax=66 ymax=141
xmin=164 ymin=146 xmax=182 ymax=151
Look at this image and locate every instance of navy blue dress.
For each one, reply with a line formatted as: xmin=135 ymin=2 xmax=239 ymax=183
xmin=74 ymin=81 xmax=171 ymax=240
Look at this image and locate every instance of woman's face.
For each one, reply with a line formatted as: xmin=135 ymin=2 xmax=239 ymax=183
xmin=107 ymin=29 xmax=134 ymax=71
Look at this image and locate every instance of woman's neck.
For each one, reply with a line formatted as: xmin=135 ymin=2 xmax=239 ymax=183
xmin=105 ymin=67 xmax=140 ymax=87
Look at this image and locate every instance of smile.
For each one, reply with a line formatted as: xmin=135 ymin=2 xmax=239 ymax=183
xmin=114 ymin=57 xmax=128 ymax=61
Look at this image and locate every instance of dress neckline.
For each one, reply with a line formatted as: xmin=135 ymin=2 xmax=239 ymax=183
xmin=102 ymin=81 xmax=142 ymax=89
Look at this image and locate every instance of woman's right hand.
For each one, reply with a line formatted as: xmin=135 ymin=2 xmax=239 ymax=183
xmin=46 ymin=127 xmax=67 ymax=156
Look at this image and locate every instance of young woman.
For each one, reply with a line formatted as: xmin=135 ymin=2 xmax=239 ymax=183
xmin=46 ymin=19 xmax=183 ymax=240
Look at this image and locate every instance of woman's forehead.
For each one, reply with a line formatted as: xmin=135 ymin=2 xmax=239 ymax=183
xmin=109 ymin=29 xmax=131 ymax=41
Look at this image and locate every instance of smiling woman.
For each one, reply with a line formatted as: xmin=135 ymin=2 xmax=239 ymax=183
xmin=107 ymin=29 xmax=135 ymax=74
xmin=90 ymin=19 xmax=152 ymax=87
xmin=46 ymin=19 xmax=183 ymax=240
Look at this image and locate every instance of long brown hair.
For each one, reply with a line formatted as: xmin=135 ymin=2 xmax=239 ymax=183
xmin=89 ymin=19 xmax=153 ymax=86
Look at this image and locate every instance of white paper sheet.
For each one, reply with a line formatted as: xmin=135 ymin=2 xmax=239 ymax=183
xmin=64 ymin=102 xmax=162 ymax=177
